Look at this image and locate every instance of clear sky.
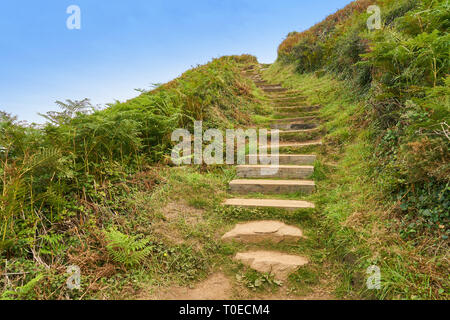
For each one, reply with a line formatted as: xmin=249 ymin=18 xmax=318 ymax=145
xmin=0 ymin=0 xmax=353 ymax=123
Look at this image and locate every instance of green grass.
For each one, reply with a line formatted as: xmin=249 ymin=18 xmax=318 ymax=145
xmin=263 ymin=62 xmax=449 ymax=300
xmin=2 ymin=7 xmax=447 ymax=298
xmin=0 ymin=55 xmax=270 ymax=300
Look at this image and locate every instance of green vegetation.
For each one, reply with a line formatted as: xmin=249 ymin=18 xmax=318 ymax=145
xmin=104 ymin=229 xmax=153 ymax=268
xmin=1 ymin=0 xmax=448 ymax=301
xmin=0 ymin=55 xmax=269 ymax=299
xmin=267 ymin=0 xmax=449 ymax=299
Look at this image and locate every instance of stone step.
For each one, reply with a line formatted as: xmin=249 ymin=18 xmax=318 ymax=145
xmin=271 ymin=116 xmax=317 ymax=123
xmin=270 ymin=95 xmax=305 ymax=101
xmin=236 ymin=165 xmax=314 ymax=179
xmin=222 ymin=220 xmax=305 ymax=243
xmin=258 ymin=84 xmax=282 ymax=89
xmin=234 ymin=251 xmax=309 ymax=280
xmin=275 ymin=105 xmax=321 ymax=111
xmin=273 ymin=128 xmax=322 ymax=142
xmin=271 ymin=100 xmax=307 ymax=106
xmin=223 ymin=198 xmax=315 ymax=210
xmin=235 ymin=136 xmax=323 ymax=151
xmin=263 ymin=87 xmax=288 ymax=93
xmin=271 ymin=122 xmax=318 ymax=130
xmin=261 ymin=88 xmax=286 ymax=92
xmin=246 ymin=154 xmax=316 ymax=165
xmin=273 ymin=129 xmax=319 ymax=135
xmin=274 ymin=112 xmax=313 ymax=118
xmin=275 ymin=111 xmax=320 ymax=118
xmin=269 ymin=128 xmax=320 ymax=139
xmin=176 ymin=131 xmax=321 ymax=146
xmin=258 ymin=140 xmax=323 ymax=151
xmin=229 ymin=179 xmax=315 ymax=194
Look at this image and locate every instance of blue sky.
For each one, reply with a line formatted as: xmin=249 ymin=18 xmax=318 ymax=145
xmin=0 ymin=0 xmax=352 ymax=123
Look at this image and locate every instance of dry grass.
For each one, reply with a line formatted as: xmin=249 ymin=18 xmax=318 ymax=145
xmin=278 ymin=0 xmax=375 ymax=57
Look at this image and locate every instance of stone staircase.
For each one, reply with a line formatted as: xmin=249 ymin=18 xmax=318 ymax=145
xmin=224 ymin=65 xmax=322 ymax=281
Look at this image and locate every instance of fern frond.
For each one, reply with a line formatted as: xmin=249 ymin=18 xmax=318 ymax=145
xmin=104 ymin=228 xmax=153 ymax=267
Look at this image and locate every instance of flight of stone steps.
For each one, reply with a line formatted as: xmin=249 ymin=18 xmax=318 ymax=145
xmin=222 ymin=64 xmax=321 ymax=281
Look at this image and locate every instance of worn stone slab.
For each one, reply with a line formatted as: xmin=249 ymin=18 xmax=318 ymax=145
xmin=235 ymin=251 xmax=309 ymax=280
xmin=258 ymin=140 xmax=323 ymax=150
xmin=258 ymin=84 xmax=282 ymax=89
xmin=271 ymin=122 xmax=318 ymax=130
xmin=223 ymin=198 xmax=315 ymax=210
xmin=263 ymin=87 xmax=288 ymax=93
xmin=222 ymin=221 xmax=304 ymax=243
xmin=236 ymin=165 xmax=314 ymax=179
xmin=229 ymin=179 xmax=315 ymax=194
xmin=246 ymin=154 xmax=316 ymax=165
xmin=271 ymin=116 xmax=317 ymax=123
xmin=275 ymin=105 xmax=321 ymax=111
xmin=272 ymin=128 xmax=321 ymax=142
xmin=271 ymin=129 xmax=320 ymax=135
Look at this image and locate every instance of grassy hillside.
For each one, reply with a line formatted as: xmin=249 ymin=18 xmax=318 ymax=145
xmin=0 ymin=55 xmax=267 ymax=299
xmin=266 ymin=0 xmax=449 ymax=299
xmin=1 ymin=0 xmax=448 ymax=301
